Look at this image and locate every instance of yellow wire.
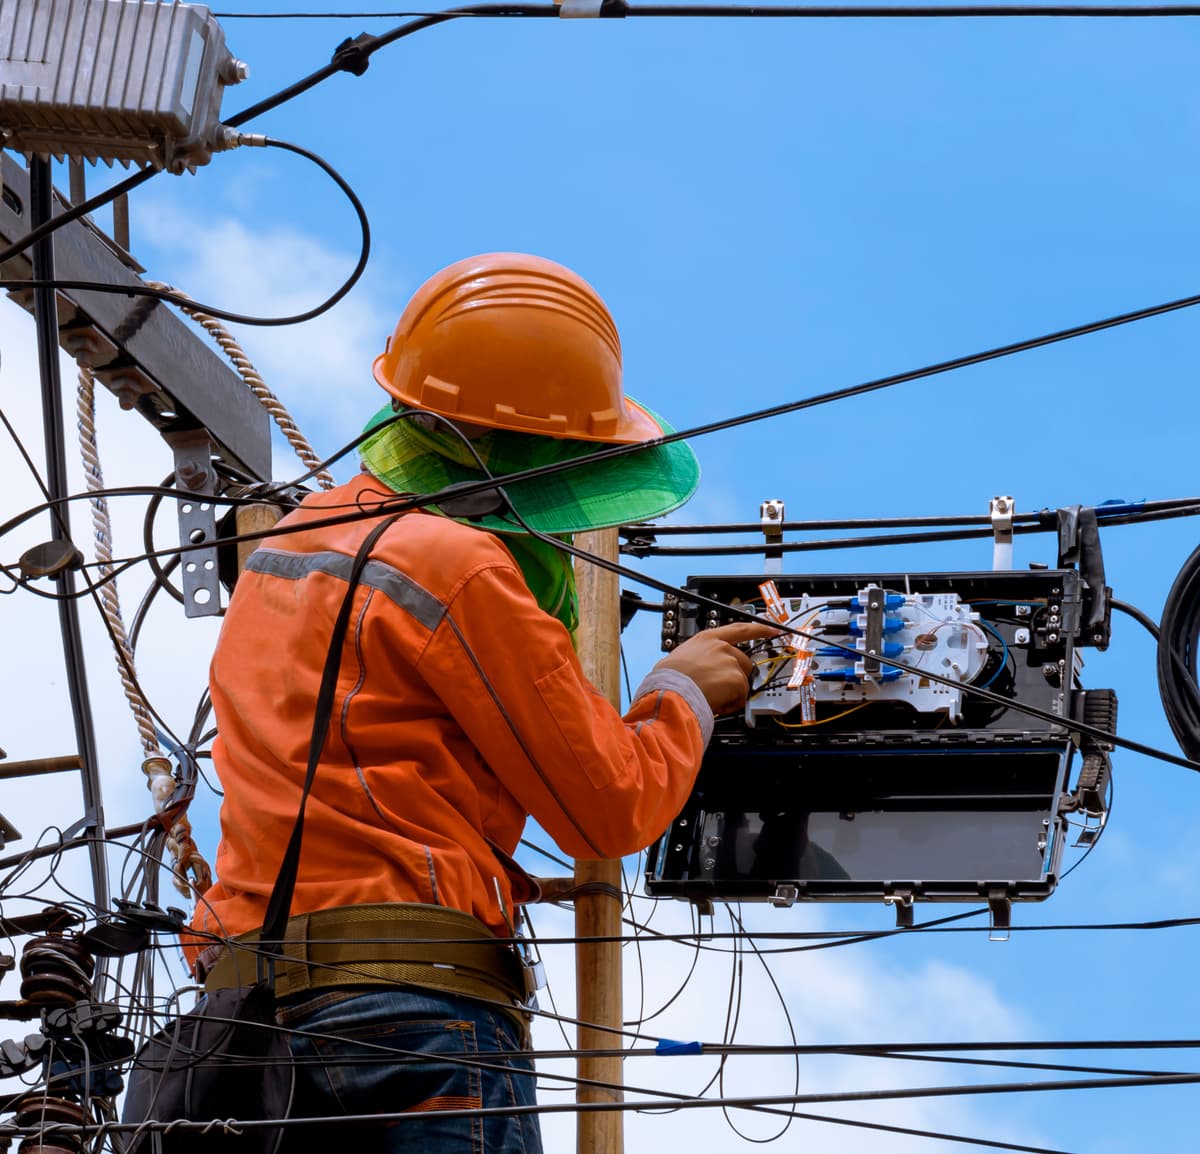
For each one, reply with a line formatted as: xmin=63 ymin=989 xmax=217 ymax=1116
xmin=773 ymin=702 xmax=869 ymax=729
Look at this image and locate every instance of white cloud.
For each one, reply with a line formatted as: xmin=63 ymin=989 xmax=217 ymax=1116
xmin=132 ymin=198 xmax=395 ymax=470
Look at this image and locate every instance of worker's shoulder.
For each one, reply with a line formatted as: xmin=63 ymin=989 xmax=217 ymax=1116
xmin=274 ymin=475 xmax=515 ymax=572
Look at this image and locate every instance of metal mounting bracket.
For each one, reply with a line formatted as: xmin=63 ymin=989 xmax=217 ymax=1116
xmin=884 ymin=890 xmax=914 ymax=928
xmin=1072 ymin=810 xmax=1107 ymax=848
xmin=990 ymin=495 xmax=1015 ymax=571
xmin=987 ymin=888 xmax=1012 ymax=941
xmin=166 ymin=430 xmax=221 ymax=618
xmin=761 ymin=499 xmax=785 ymax=575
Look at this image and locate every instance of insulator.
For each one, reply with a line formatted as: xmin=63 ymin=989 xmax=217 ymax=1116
xmin=18 ymin=938 xmax=94 ymax=1007
xmin=12 ymin=1095 xmax=87 ymax=1154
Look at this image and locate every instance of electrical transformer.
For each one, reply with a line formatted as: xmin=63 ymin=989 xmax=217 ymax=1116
xmin=644 ymin=568 xmax=1115 ymax=924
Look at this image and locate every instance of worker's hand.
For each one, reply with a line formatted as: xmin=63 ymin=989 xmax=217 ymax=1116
xmin=652 ymin=621 xmax=779 ymax=717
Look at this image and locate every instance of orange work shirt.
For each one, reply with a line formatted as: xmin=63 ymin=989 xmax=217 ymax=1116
xmin=189 ymin=474 xmax=712 ymax=953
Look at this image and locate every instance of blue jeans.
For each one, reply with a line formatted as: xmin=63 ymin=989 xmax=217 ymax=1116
xmin=275 ymin=987 xmax=543 ymax=1154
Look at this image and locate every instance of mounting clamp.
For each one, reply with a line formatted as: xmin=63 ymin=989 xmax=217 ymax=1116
xmin=885 ymin=890 xmax=915 ymax=928
xmin=761 ymin=498 xmax=785 ymax=575
xmin=990 ymin=496 xmax=1015 ymax=571
xmin=987 ymin=888 xmax=1012 ymax=941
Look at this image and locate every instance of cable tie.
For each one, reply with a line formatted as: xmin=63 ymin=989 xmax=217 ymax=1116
xmin=655 ymin=1038 xmax=703 ymax=1056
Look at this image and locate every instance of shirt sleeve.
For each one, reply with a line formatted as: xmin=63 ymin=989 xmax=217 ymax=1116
xmin=410 ymin=549 xmax=711 ymax=860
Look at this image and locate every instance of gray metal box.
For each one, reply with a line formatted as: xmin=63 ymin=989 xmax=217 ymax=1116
xmin=0 ymin=0 xmax=245 ymax=172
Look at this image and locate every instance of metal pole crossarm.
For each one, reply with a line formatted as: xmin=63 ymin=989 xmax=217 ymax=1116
xmin=0 ymin=153 xmax=271 ymax=481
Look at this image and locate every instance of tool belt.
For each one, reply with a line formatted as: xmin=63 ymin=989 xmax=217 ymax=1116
xmin=200 ymin=903 xmax=532 ymax=1024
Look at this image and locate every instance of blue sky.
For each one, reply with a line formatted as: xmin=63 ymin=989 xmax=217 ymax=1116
xmin=5 ymin=2 xmax=1200 ymax=1150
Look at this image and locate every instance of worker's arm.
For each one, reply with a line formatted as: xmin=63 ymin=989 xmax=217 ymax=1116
xmin=412 ymin=553 xmax=773 ymax=860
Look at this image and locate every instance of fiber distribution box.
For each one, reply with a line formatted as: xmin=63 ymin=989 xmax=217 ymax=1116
xmin=645 ymin=569 xmax=1115 ymax=916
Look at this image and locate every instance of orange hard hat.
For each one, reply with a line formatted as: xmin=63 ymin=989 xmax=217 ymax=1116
xmin=372 ymin=253 xmax=662 ymax=444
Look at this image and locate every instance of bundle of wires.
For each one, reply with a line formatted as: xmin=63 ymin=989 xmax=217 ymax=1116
xmin=1156 ymin=545 xmax=1200 ymax=761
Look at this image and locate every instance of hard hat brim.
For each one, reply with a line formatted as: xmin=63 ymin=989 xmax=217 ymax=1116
xmin=359 ymin=402 xmax=700 ymax=535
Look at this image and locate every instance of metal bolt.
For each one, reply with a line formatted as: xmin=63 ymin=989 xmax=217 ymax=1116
xmin=221 ymin=57 xmax=251 ymax=84
xmin=176 ymin=464 xmax=209 ymax=490
xmin=673 ymin=844 xmax=684 ymax=853
xmin=707 ymin=835 xmax=721 ymax=847
xmin=702 ymin=858 xmax=716 ymax=871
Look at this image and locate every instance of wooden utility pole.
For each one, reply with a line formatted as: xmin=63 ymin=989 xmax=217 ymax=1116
xmin=574 ymin=527 xmax=624 ymax=1154
xmin=235 ymin=502 xmax=284 ymax=572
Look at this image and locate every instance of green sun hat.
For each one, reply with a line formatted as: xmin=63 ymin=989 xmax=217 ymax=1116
xmin=358 ymin=400 xmax=700 ymax=535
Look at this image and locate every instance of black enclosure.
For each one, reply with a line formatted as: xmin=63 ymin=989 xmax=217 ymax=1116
xmin=645 ymin=570 xmax=1114 ymax=915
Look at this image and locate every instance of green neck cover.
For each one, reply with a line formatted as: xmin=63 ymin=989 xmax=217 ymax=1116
xmin=361 ymin=413 xmax=579 ymax=634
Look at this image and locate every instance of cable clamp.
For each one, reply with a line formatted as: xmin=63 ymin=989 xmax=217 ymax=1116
xmin=760 ymin=497 xmax=785 ymax=574
xmin=989 ymin=495 xmax=1014 ymax=571
xmin=332 ymin=33 xmax=377 ymax=75
xmin=559 ymin=0 xmax=605 ymax=17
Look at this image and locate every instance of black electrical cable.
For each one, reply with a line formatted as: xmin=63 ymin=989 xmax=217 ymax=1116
xmin=619 ymin=498 xmax=1192 ymax=537
xmin=0 ymin=481 xmax=313 ymax=547
xmin=630 ymin=523 xmax=1010 ymax=556
xmin=524 ymin=521 xmax=1200 ymax=772
xmin=214 ymin=3 xmax=1200 ymax=17
xmin=368 ymin=414 xmax=1198 ymax=774
xmin=1156 ymin=544 xmax=1200 ymax=761
xmin=621 ymin=503 xmax=1200 ymax=557
xmin=0 ymin=136 xmax=369 ymax=328
xmin=6 ymin=2 xmax=1198 ymax=265
xmin=2 ymin=459 xmax=1191 ymax=778
xmin=2 ymin=358 xmax=190 ymax=757
xmin=236 ymin=281 xmax=1200 ymax=534
xmin=142 ymin=476 xmax=187 ymax=606
xmin=70 ymin=1064 xmax=1200 ymax=1134
xmin=1112 ymin=596 xmax=1161 ymax=641
xmin=23 ymin=417 xmax=1191 ymax=773
xmin=0 ymin=167 xmax=155 ymax=267
xmin=623 ymin=2 xmax=1200 ymax=14
xmin=224 ymin=4 xmax=558 ymax=125
xmin=27 ymin=156 xmax=110 ymax=918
